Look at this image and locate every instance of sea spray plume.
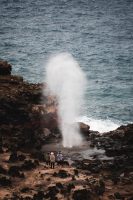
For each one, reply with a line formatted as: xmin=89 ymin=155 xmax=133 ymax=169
xmin=45 ymin=53 xmax=86 ymax=147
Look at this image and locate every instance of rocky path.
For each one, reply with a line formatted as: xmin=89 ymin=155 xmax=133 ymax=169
xmin=0 ymin=148 xmax=133 ymax=200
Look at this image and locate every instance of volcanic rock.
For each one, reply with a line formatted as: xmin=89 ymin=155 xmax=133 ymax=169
xmin=0 ymin=165 xmax=7 ymax=175
xmin=21 ymin=159 xmax=37 ymax=170
xmin=33 ymin=191 xmax=45 ymax=200
xmin=72 ymin=189 xmax=92 ymax=200
xmin=0 ymin=60 xmax=12 ymax=75
xmin=0 ymin=174 xmax=11 ymax=186
xmin=8 ymin=166 xmax=24 ymax=178
xmin=9 ymin=152 xmax=18 ymax=162
xmin=79 ymin=122 xmax=90 ymax=137
xmin=56 ymin=169 xmax=69 ymax=178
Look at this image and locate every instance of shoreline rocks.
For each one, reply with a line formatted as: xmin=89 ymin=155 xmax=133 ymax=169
xmin=0 ymin=60 xmax=133 ymax=200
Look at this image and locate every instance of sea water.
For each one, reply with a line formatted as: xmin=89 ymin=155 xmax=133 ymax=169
xmin=0 ymin=0 xmax=133 ymax=133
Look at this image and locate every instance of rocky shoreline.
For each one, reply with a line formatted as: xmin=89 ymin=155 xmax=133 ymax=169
xmin=0 ymin=60 xmax=133 ymax=200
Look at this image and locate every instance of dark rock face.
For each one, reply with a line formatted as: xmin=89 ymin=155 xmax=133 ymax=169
xmin=0 ymin=60 xmax=60 ymax=151
xmin=0 ymin=60 xmax=12 ymax=75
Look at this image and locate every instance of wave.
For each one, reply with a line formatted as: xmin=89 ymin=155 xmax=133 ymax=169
xmin=78 ymin=116 xmax=121 ymax=133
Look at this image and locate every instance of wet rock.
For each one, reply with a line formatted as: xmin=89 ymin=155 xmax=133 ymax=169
xmin=0 ymin=60 xmax=12 ymax=75
xmin=0 ymin=174 xmax=11 ymax=186
xmin=72 ymin=189 xmax=91 ymax=200
xmin=79 ymin=122 xmax=90 ymax=137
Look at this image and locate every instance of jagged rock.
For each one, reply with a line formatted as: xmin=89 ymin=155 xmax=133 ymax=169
xmin=0 ymin=60 xmax=12 ymax=75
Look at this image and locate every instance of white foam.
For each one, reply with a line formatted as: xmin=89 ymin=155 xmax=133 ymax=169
xmin=45 ymin=53 xmax=87 ymax=147
xmin=78 ymin=116 xmax=120 ymax=133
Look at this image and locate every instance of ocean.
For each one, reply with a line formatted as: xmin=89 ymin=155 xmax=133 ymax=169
xmin=0 ymin=0 xmax=133 ymax=132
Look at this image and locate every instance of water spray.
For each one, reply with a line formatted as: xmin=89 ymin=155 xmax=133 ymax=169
xmin=45 ymin=53 xmax=86 ymax=148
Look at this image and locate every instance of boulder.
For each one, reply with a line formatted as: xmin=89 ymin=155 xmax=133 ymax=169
xmin=0 ymin=60 xmax=12 ymax=75
xmin=79 ymin=122 xmax=90 ymax=137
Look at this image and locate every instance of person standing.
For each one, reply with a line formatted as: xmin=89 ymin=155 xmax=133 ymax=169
xmin=45 ymin=152 xmax=50 ymax=166
xmin=57 ymin=151 xmax=63 ymax=166
xmin=50 ymin=152 xmax=55 ymax=169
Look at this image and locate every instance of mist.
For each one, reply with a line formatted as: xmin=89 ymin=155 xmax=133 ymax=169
xmin=45 ymin=53 xmax=86 ymax=148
